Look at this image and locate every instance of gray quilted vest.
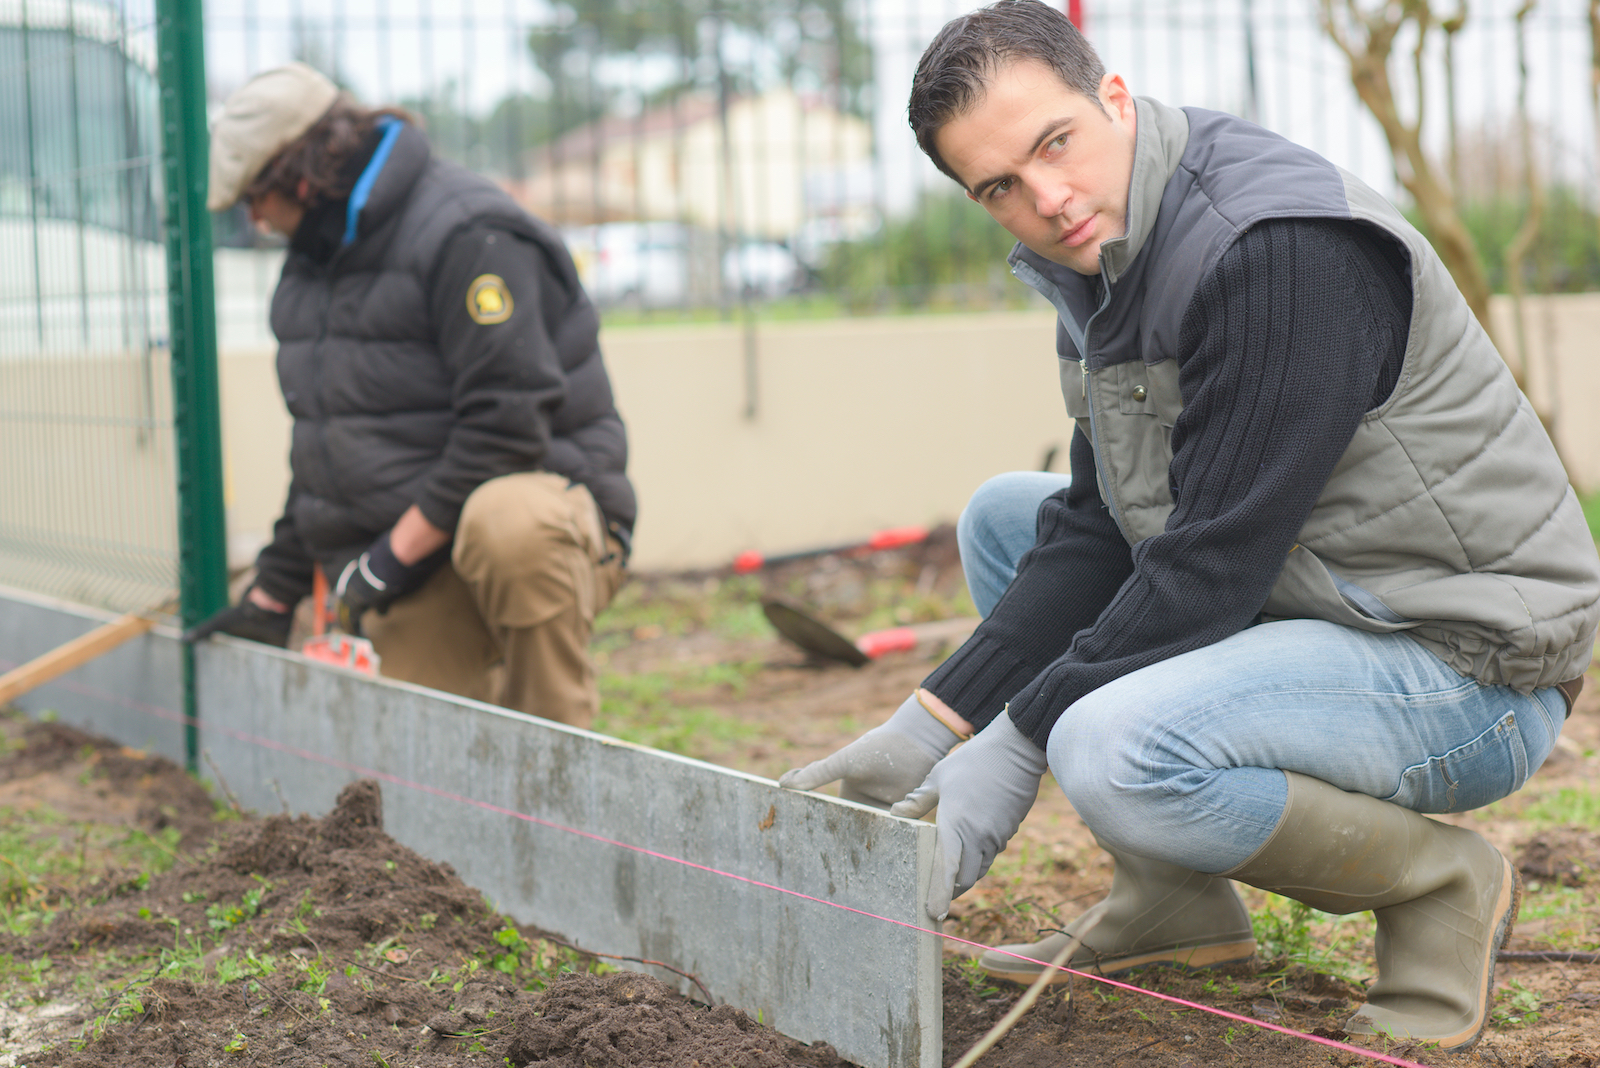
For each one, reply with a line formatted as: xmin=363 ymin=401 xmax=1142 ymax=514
xmin=1010 ymin=98 xmax=1599 ymax=692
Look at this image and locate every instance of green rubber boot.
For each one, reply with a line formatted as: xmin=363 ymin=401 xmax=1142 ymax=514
xmin=978 ymin=839 xmax=1256 ymax=984
xmin=1222 ymin=772 xmax=1519 ymax=1052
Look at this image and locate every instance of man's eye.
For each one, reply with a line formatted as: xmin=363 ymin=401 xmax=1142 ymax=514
xmin=991 ymin=178 xmax=1013 ymax=197
xmin=1050 ymin=134 xmax=1068 ymax=149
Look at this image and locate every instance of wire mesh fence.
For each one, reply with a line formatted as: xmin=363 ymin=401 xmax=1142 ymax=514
xmin=205 ymin=0 xmax=1598 ymax=322
xmin=0 ymin=0 xmax=1594 ymax=613
xmin=0 ymin=0 xmax=173 ymax=613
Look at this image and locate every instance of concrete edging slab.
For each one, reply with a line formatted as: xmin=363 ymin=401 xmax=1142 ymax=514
xmin=0 ymin=590 xmax=943 ymax=1068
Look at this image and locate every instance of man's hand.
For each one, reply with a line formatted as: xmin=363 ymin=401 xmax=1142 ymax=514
xmin=181 ymin=593 xmax=293 ymax=647
xmin=890 ymin=712 xmax=1048 ymax=921
xmin=778 ymin=691 xmax=967 ymax=809
xmin=334 ymin=529 xmax=449 ymax=634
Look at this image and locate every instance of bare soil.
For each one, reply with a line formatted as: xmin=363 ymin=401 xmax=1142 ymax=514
xmin=3 ymin=532 xmax=1599 ymax=1067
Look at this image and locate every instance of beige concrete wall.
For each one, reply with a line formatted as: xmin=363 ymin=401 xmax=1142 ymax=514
xmin=215 ymin=295 xmax=1600 ymax=574
xmin=218 ymin=311 xmax=1073 ymax=571
xmin=601 ymin=313 xmax=1070 ymax=568
xmin=1490 ymin=293 xmax=1600 ymax=495
xmin=0 ymin=350 xmax=179 ymax=607
xmin=218 ymin=345 xmax=292 ymax=567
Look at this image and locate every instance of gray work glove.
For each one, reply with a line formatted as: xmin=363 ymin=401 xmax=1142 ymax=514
xmin=890 ymin=711 xmax=1047 ymax=922
xmin=778 ymin=692 xmax=965 ymax=809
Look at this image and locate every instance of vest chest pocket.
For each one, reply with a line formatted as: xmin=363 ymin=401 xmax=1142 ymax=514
xmin=1116 ymin=360 xmax=1157 ymax=416
xmin=1118 ymin=358 xmax=1182 ymax=425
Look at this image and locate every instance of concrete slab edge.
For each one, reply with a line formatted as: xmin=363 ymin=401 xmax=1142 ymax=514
xmin=0 ymin=590 xmax=943 ymax=1068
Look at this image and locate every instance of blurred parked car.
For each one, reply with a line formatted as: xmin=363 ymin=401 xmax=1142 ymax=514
xmin=563 ymin=222 xmax=804 ymax=308
xmin=722 ymin=241 xmax=804 ymax=298
xmin=561 ymin=222 xmax=693 ymax=308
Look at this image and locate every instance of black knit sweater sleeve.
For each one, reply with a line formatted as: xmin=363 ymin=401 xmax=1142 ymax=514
xmin=922 ymin=217 xmax=1412 ymax=748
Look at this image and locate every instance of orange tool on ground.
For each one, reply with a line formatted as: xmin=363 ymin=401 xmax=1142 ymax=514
xmin=732 ymin=525 xmax=928 ymax=574
xmin=301 ymin=566 xmax=381 ymax=676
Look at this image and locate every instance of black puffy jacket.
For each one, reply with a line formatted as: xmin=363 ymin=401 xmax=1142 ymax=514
xmin=252 ymin=121 xmax=635 ymax=604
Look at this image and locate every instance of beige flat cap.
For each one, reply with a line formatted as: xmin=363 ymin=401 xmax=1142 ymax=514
xmin=207 ymin=62 xmax=340 ymax=212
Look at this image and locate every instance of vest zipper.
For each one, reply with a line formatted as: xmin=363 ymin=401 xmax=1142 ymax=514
xmin=1080 ymin=270 xmax=1130 ymax=540
xmin=1007 ymin=251 xmax=1129 ymax=537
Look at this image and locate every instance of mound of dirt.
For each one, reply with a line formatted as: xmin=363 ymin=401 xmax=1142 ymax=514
xmin=10 ymin=775 xmax=853 ymax=1068
xmin=0 ymin=719 xmax=217 ymax=849
xmin=1516 ymin=828 xmax=1600 ymax=887
xmin=499 ymin=971 xmax=850 ymax=1067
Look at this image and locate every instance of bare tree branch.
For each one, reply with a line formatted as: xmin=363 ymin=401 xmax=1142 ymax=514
xmin=1503 ymin=0 xmax=1543 ymax=393
xmin=1318 ymin=0 xmax=1499 ymax=348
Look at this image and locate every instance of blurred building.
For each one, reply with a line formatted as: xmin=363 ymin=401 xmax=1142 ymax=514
xmin=507 ymin=88 xmax=874 ymax=245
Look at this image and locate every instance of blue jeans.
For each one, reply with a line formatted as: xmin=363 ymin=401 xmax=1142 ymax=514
xmin=959 ymin=471 xmax=1568 ymax=873
xmin=957 ymin=471 xmax=1075 ymax=616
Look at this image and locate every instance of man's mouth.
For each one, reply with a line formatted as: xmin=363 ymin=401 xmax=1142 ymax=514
xmin=1061 ymin=215 xmax=1097 ymax=247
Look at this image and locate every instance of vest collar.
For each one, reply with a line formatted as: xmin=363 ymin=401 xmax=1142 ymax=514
xmin=340 ymin=121 xmax=430 ymax=248
xmin=1099 ymin=97 xmax=1188 ymax=283
xmin=344 ymin=118 xmax=408 ymax=246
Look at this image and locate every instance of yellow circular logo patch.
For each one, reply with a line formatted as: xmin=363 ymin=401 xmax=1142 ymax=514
xmin=466 ymin=274 xmax=513 ymax=325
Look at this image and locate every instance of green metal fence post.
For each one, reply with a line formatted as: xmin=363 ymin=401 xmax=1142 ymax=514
xmin=156 ymin=0 xmax=227 ymax=773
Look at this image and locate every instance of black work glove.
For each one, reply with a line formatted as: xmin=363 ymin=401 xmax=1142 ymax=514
xmin=181 ymin=594 xmax=293 ymax=648
xmin=334 ymin=530 xmax=450 ymax=634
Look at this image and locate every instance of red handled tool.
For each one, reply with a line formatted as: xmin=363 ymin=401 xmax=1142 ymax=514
xmin=733 ymin=526 xmax=928 ymax=574
xmin=302 ymin=566 xmax=381 ymax=676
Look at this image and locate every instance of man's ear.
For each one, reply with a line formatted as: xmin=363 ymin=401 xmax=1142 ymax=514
xmin=1099 ymin=73 xmax=1136 ymax=124
xmin=295 ymin=178 xmax=311 ymax=204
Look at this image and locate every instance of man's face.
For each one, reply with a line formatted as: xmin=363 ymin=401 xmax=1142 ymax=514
xmin=935 ymin=61 xmax=1137 ymax=276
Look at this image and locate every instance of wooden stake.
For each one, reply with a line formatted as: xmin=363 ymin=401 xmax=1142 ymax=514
xmin=951 ymin=900 xmax=1111 ymax=1068
xmin=0 ymin=610 xmax=161 ymax=707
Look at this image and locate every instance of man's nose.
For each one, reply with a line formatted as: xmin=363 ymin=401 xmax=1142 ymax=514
xmin=1032 ymin=177 xmax=1072 ymax=218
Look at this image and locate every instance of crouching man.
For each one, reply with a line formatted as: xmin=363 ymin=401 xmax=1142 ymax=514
xmin=187 ymin=64 xmax=635 ymax=728
xmin=781 ymin=0 xmax=1598 ymax=1050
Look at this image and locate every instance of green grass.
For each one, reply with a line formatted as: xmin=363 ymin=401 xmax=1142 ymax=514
xmin=591 ymin=553 xmax=977 ymax=761
xmin=592 ymin=575 xmax=791 ymax=760
xmin=0 ymin=775 xmax=220 ymax=1019
xmin=1514 ymin=882 xmax=1599 ymax=948
xmin=1582 ymin=489 xmax=1600 ymax=544
xmin=593 ymin=574 xmax=768 ymax=649
xmin=594 ymin=673 xmax=764 ymax=760
xmin=1484 ymin=785 xmax=1600 ymax=827
xmin=1248 ymin=893 xmax=1372 ymax=981
xmin=952 ymin=956 xmax=1002 ymax=999
xmin=1491 ymin=978 xmax=1543 ymax=1029
xmin=1522 ymin=786 xmax=1600 ymax=826
xmin=0 ymin=804 xmax=183 ymax=940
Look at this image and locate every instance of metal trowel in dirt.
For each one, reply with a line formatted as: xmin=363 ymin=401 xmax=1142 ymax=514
xmin=761 ymin=597 xmax=978 ymax=667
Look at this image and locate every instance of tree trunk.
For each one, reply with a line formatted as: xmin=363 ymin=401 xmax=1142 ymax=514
xmin=1321 ymin=0 xmax=1500 ymax=349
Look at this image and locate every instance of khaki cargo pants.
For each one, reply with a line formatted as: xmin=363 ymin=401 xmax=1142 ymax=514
xmin=362 ymin=472 xmax=626 ymax=728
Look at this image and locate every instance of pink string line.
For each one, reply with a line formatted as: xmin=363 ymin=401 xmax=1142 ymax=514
xmin=41 ymin=673 xmax=1433 ymax=1068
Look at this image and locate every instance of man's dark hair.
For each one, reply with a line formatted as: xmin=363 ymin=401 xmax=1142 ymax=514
xmin=243 ymin=98 xmax=417 ymax=208
xmin=908 ymin=0 xmax=1106 ymax=186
